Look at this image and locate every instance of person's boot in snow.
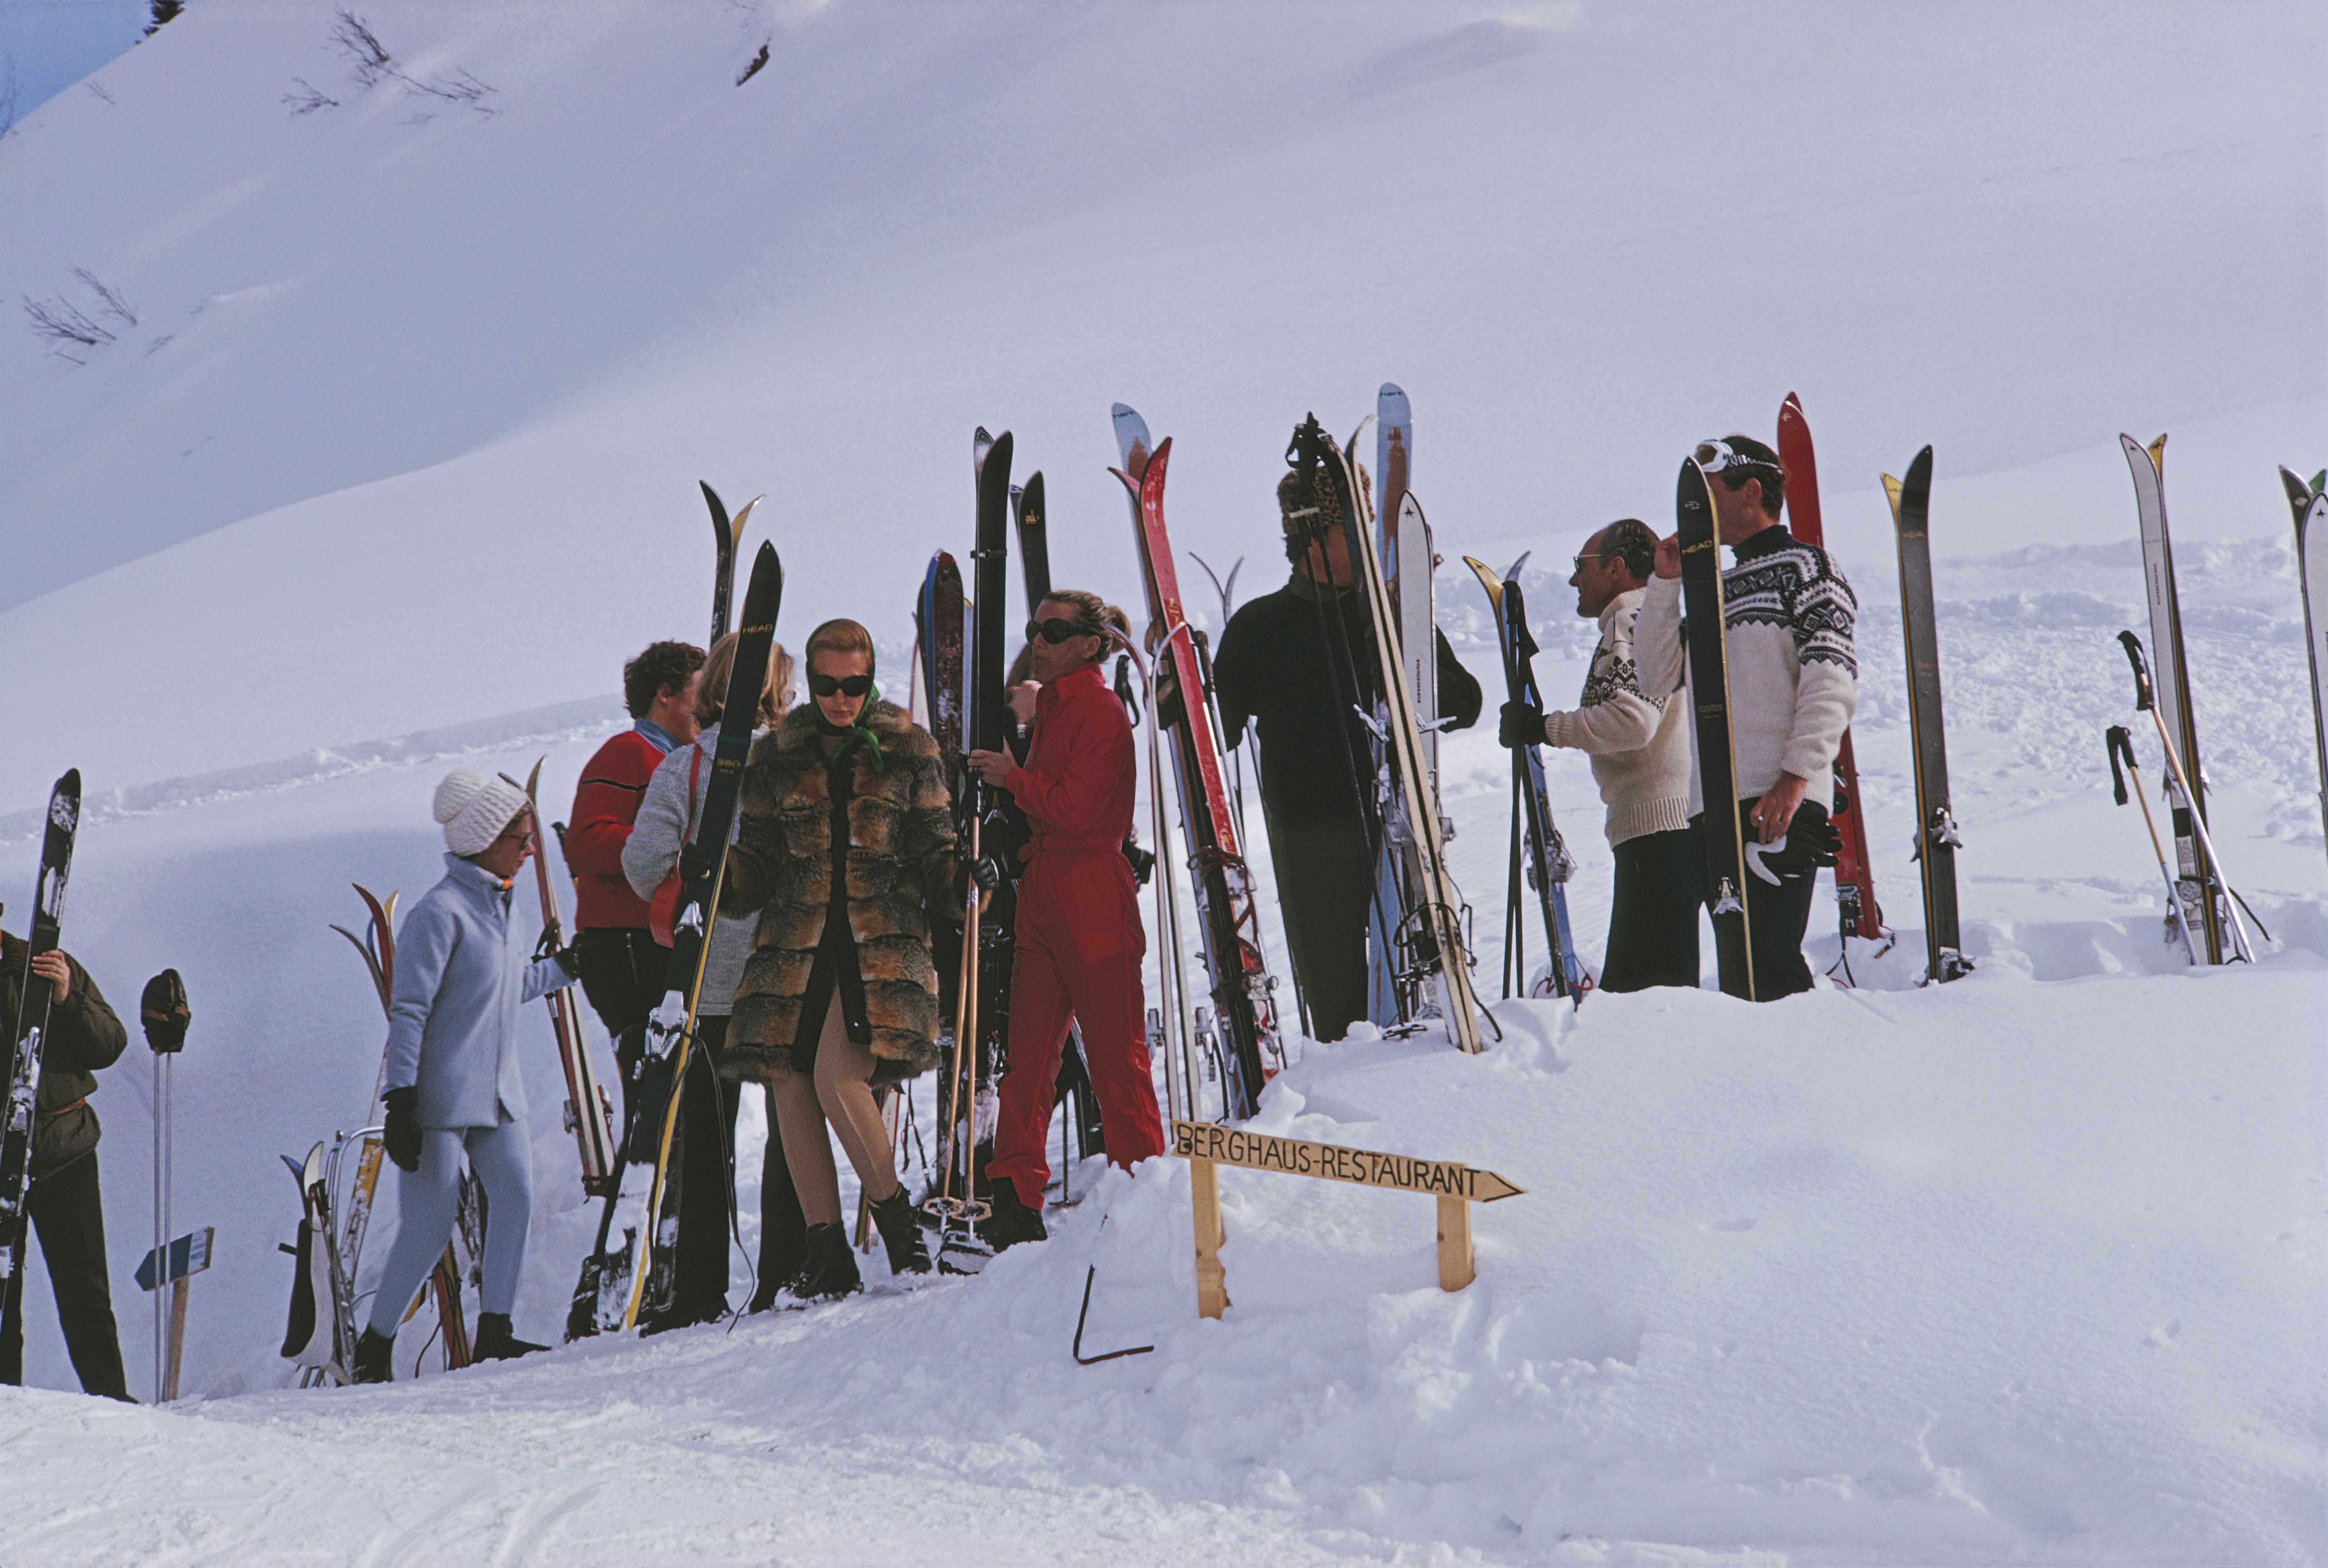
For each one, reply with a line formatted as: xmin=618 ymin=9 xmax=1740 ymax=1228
xmin=351 ymin=1327 xmax=394 ymax=1385
xmin=783 ymin=1222 xmax=862 ymax=1303
xmin=472 ymin=1313 xmax=547 ymax=1361
xmin=869 ymin=1188 xmax=930 ymax=1276
xmin=981 ymin=1182 xmax=1046 ymax=1251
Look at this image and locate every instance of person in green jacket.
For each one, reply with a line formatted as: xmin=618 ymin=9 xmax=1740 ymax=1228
xmin=0 ymin=932 xmax=131 ymax=1400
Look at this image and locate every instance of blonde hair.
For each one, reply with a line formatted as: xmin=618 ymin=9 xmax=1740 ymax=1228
xmin=804 ymin=617 xmax=876 ymax=670
xmin=693 ymin=633 xmax=796 ymax=730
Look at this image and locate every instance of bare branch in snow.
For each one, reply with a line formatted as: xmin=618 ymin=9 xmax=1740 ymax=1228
xmin=283 ymin=79 xmax=340 ymax=115
xmin=23 ymin=293 xmax=115 ymax=359
xmin=72 ymin=269 xmax=138 ymax=329
xmin=331 ymin=10 xmax=394 ymax=87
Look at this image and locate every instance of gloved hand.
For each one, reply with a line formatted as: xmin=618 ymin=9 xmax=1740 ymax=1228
xmin=550 ymin=944 xmax=583 ymax=980
xmin=383 ymin=1086 xmax=422 ymax=1173
xmin=1744 ymin=801 xmax=1841 ymax=884
xmin=1497 ymin=698 xmax=1546 ymax=750
xmin=961 ymin=853 xmax=1007 ymax=900
xmin=1121 ymin=836 xmax=1155 ymax=888
xmin=677 ymin=839 xmax=720 ymax=888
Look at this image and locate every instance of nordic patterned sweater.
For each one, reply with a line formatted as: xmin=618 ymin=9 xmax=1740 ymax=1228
xmin=1538 ymin=588 xmax=1691 ymax=847
xmin=1633 ymin=524 xmax=1858 ymax=818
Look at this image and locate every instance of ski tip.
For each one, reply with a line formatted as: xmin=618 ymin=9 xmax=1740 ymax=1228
xmin=57 ymin=767 xmax=80 ymax=795
xmin=1880 ymin=473 xmax=1903 ymax=515
xmin=1782 ymin=390 xmax=1801 ymax=412
xmin=731 ymin=494 xmax=764 ymax=540
xmin=1504 ymin=549 xmax=1531 ymax=581
xmin=524 ymin=758 xmax=544 ymax=797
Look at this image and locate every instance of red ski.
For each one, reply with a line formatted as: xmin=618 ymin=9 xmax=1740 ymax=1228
xmin=1777 ymin=393 xmax=1890 ymax=956
xmin=1111 ymin=409 xmax=1282 ymax=1118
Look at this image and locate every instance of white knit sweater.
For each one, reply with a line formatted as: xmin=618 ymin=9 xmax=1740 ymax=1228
xmin=1540 ymin=589 xmax=1691 ymax=846
xmin=1633 ymin=525 xmax=1858 ymax=818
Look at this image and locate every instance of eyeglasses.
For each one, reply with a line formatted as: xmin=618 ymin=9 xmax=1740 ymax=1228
xmin=1572 ymin=553 xmax=1612 ymax=571
xmin=1026 ymin=617 xmax=1100 ymax=645
xmin=1693 ymin=439 xmax=1784 ymax=480
xmin=807 ymin=672 xmax=874 ymax=698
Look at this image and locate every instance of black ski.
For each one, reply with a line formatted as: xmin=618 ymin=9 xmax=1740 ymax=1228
xmin=1886 ymin=447 xmax=1969 ymax=983
xmin=1674 ymin=463 xmax=1755 ymax=998
xmin=700 ymin=483 xmax=762 ymax=645
xmin=1013 ymin=471 xmax=1050 ymax=615
xmin=0 ymin=770 xmax=82 ymax=1295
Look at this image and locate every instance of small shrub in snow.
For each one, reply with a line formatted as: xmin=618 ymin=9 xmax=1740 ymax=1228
xmin=330 ymin=10 xmax=394 ymax=87
xmin=283 ymin=80 xmax=340 ymax=116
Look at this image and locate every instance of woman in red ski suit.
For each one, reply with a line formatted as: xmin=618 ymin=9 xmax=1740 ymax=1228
xmin=967 ymin=590 xmax=1164 ymax=1246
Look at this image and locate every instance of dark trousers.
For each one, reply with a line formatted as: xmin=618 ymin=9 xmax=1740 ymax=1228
xmin=682 ymin=1017 xmax=807 ymax=1315
xmin=1269 ymin=814 xmax=1376 ymax=1042
xmin=1599 ymin=828 xmax=1703 ymax=992
xmin=1688 ymin=800 xmax=1817 ymax=1002
xmin=1 ymin=1151 xmax=131 ymax=1400
xmin=573 ymin=927 xmax=668 ymax=1126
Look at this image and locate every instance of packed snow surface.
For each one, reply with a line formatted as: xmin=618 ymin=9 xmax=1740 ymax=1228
xmin=0 ymin=1 xmax=2323 ymax=1564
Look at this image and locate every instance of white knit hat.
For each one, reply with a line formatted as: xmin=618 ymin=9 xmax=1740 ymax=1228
xmin=432 ymin=769 xmax=530 ymax=856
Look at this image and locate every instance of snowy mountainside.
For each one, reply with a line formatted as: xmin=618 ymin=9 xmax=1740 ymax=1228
xmin=0 ymin=0 xmax=2320 ymax=802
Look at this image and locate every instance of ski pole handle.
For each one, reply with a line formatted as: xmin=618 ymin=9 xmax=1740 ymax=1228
xmin=2104 ymin=725 xmax=2133 ymax=806
xmin=2116 ymin=630 xmax=2156 ymax=712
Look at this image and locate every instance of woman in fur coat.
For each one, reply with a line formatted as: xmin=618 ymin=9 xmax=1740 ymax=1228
xmin=716 ymin=616 xmax=956 ymax=1299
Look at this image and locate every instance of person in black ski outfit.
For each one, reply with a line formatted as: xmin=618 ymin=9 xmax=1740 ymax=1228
xmin=1213 ymin=453 xmax=1481 ymax=1042
xmin=0 ymin=932 xmax=133 ymax=1401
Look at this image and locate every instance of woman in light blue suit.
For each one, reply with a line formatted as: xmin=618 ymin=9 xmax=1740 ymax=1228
xmin=352 ymin=770 xmax=581 ymax=1383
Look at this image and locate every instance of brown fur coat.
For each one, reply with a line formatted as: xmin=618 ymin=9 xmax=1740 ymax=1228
xmin=720 ymin=700 xmax=955 ymax=1086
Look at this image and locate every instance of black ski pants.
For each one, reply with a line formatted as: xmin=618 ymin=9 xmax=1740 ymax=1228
xmin=1 ymin=1151 xmax=131 ymax=1400
xmin=1599 ymin=828 xmax=1703 ymax=993
xmin=573 ymin=927 xmax=667 ymax=1128
xmin=1688 ymin=800 xmax=1817 ymax=1002
xmin=667 ymin=1016 xmax=809 ymax=1321
xmin=1268 ymin=813 xmax=1376 ymax=1042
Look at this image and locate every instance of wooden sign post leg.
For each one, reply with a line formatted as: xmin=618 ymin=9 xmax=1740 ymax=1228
xmin=1191 ymin=1156 xmax=1227 ymax=1319
xmin=1436 ymin=1195 xmax=1474 ymax=1292
xmin=163 ymin=1274 xmax=190 ymax=1401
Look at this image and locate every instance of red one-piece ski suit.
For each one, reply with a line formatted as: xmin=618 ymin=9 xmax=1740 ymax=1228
xmin=987 ymin=661 xmax=1165 ymax=1210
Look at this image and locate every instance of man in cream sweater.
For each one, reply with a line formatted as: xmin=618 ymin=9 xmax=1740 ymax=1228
xmin=1499 ymin=519 xmax=1698 ymax=990
xmin=1635 ymin=435 xmax=1855 ymax=1000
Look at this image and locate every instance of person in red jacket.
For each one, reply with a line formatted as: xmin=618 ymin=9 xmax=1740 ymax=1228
xmin=968 ymin=589 xmax=1163 ymax=1248
xmin=567 ymin=640 xmax=704 ymax=1111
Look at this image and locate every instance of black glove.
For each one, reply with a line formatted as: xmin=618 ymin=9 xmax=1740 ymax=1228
xmin=382 ymin=1086 xmax=422 ymax=1173
xmin=961 ymin=853 xmax=1006 ymax=899
xmin=1744 ymin=800 xmax=1841 ymax=885
xmin=677 ymin=839 xmax=719 ymax=888
xmin=551 ymin=944 xmax=583 ymax=979
xmin=1497 ymin=698 xmax=1545 ymax=750
xmin=1122 ymin=836 xmax=1155 ymax=888
xmin=140 ymin=969 xmax=189 ymax=1054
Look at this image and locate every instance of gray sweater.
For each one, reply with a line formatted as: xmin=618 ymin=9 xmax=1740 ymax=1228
xmin=385 ymin=853 xmax=575 ymax=1128
xmin=621 ymin=730 xmax=755 ymax=1016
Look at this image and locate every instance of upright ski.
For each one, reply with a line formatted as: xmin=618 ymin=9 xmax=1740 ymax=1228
xmin=0 ymin=771 xmax=82 ymax=1301
xmin=2122 ymin=435 xmax=2224 ymax=962
xmin=1464 ymin=557 xmax=1589 ymax=1001
xmin=701 ymin=484 xmax=763 ymax=645
xmin=524 ymin=761 xmax=617 ymax=1193
xmin=1886 ymin=447 xmax=1969 ymax=984
xmin=606 ymin=542 xmax=783 ymax=1332
xmin=2279 ymin=468 xmax=2328 ymax=866
xmin=1013 ymin=471 xmax=1050 ymax=617
xmin=1303 ymin=415 xmax=1484 ymax=1051
xmin=1776 ymin=394 xmax=1889 ymax=955
xmin=1676 ymin=462 xmax=1755 ymax=998
xmin=1111 ymin=406 xmax=1284 ymax=1111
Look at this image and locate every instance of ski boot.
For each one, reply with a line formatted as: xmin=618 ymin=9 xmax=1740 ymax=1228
xmin=870 ymin=1188 xmax=931 ymax=1277
xmin=783 ymin=1222 xmax=862 ymax=1304
xmin=351 ymin=1327 xmax=394 ymax=1385
xmin=472 ymin=1313 xmax=548 ymax=1361
xmin=980 ymin=1182 xmax=1047 ymax=1251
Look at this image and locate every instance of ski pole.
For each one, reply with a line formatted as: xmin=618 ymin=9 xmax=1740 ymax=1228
xmin=2105 ymin=726 xmax=2199 ymax=965
xmin=2116 ymin=631 xmax=2257 ymax=961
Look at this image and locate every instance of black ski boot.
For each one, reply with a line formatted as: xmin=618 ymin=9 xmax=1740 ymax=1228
xmin=783 ymin=1222 xmax=862 ymax=1304
xmin=981 ymin=1182 xmax=1047 ymax=1251
xmin=351 ymin=1327 xmax=394 ymax=1385
xmin=472 ymin=1313 xmax=548 ymax=1361
xmin=870 ymin=1188 xmax=931 ymax=1277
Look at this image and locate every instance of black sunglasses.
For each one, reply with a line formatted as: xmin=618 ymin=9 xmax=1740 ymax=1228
xmin=1026 ymin=616 xmax=1100 ymax=645
xmin=807 ymin=673 xmax=874 ymax=698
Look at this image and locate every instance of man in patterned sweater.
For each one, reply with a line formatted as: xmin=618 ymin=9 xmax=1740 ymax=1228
xmin=1497 ymin=518 xmax=1697 ymax=991
xmin=1636 ymin=435 xmax=1854 ymax=1000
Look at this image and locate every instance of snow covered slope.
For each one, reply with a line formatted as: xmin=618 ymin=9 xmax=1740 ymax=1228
xmin=0 ymin=0 xmax=2320 ymax=801
xmin=0 ymin=2 xmax=2323 ymax=1564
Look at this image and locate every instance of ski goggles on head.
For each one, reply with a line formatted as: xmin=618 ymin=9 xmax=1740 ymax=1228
xmin=806 ymin=672 xmax=874 ymax=698
xmin=1026 ymin=616 xmax=1101 ymax=645
xmin=1693 ymin=438 xmax=1784 ymax=479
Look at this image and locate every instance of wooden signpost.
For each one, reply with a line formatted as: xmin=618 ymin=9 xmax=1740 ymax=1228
xmin=135 ymin=1224 xmax=213 ymax=1401
xmin=1169 ymin=1121 xmax=1524 ymax=1318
